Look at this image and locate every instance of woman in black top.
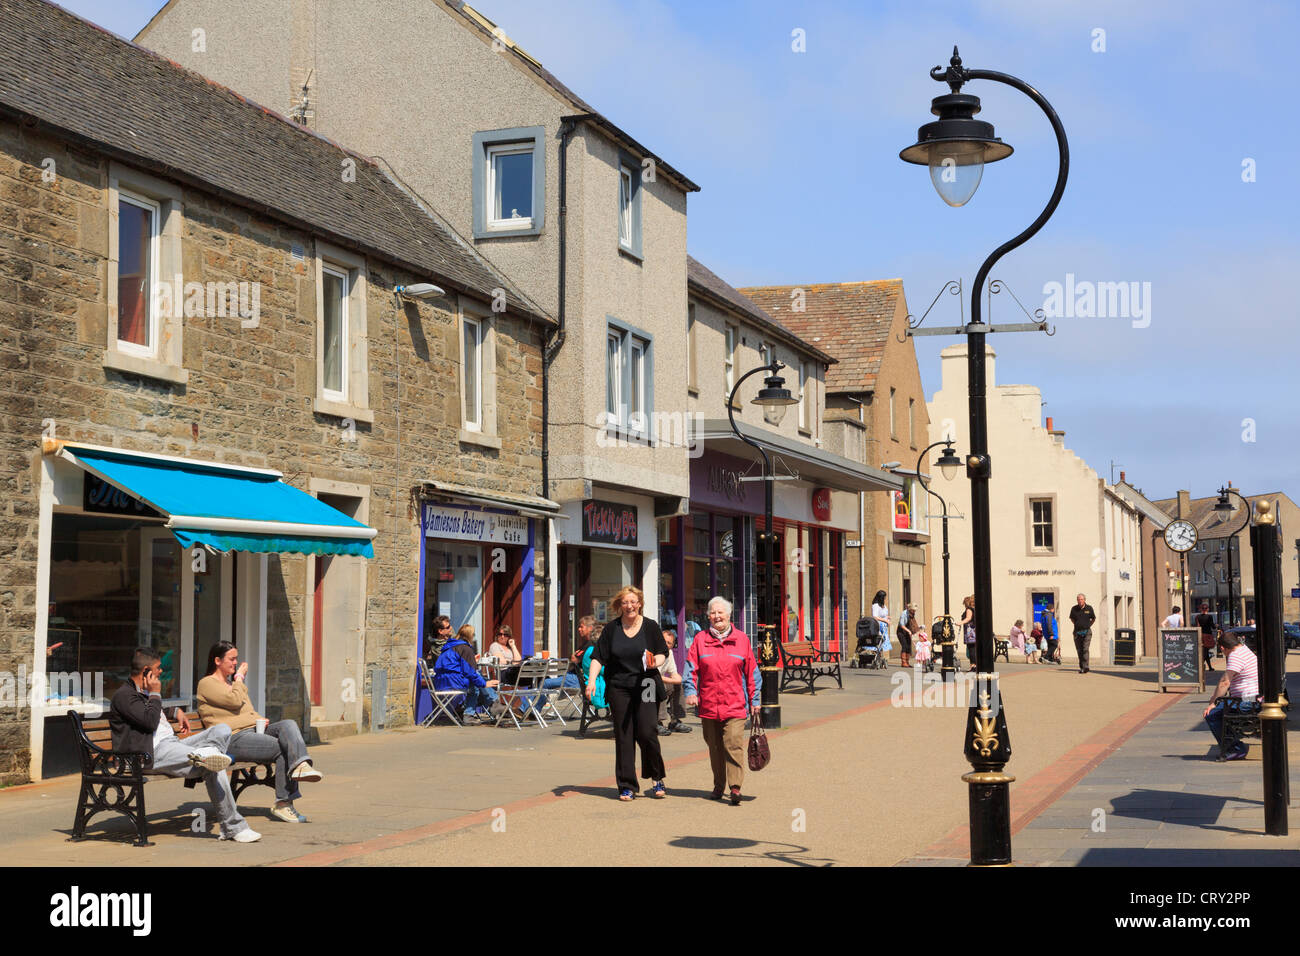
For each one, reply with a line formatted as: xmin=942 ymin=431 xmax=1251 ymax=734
xmin=587 ymin=585 xmax=669 ymax=801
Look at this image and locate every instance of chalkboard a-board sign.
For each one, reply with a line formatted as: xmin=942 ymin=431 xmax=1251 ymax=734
xmin=1158 ymin=628 xmax=1203 ymax=692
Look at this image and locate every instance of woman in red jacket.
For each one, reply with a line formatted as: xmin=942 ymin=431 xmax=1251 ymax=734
xmin=683 ymin=595 xmax=761 ymax=805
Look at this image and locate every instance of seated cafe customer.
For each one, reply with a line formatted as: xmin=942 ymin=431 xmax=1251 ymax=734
xmin=434 ymin=624 xmax=501 ymax=723
xmin=1202 ymin=630 xmax=1261 ymax=761
xmin=197 ymin=641 xmax=322 ymax=824
xmin=110 ymin=646 xmax=260 ymax=842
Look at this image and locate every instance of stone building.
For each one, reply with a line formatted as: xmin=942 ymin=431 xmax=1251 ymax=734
xmin=138 ymin=0 xmax=699 ymax=658
xmin=740 ymin=280 xmax=932 ymax=636
xmin=925 ymin=344 xmax=1141 ymax=663
xmin=0 ymin=0 xmax=549 ymax=782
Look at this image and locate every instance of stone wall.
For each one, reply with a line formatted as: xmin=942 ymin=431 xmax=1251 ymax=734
xmin=0 ymin=119 xmax=545 ymax=784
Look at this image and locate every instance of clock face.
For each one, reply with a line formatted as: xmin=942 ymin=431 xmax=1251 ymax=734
xmin=1164 ymin=519 xmax=1197 ymax=553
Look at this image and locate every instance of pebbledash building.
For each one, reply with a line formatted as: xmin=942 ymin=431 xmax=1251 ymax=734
xmin=0 ymin=2 xmax=552 ymax=783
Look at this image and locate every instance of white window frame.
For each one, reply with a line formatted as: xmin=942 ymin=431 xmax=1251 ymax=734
xmin=313 ymin=241 xmax=372 ymax=423
xmin=104 ymin=163 xmax=187 ymax=384
xmin=798 ymin=360 xmax=811 ymax=432
xmin=619 ymin=165 xmax=634 ymax=249
xmin=114 ymin=190 xmax=161 ymax=359
xmin=486 ymin=142 xmax=535 ymax=231
xmin=686 ymin=303 xmax=698 ymax=394
xmin=462 ymin=314 xmax=483 ymax=433
xmin=605 ymin=321 xmax=653 ymax=441
xmin=320 ymin=264 xmax=350 ymax=404
xmin=1030 ymin=497 xmax=1055 ymax=552
xmin=458 ymin=296 xmax=499 ymax=448
xmin=725 ymin=324 xmax=737 ymax=399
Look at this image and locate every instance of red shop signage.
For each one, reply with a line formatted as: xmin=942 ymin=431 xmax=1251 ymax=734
xmin=811 ymin=487 xmax=832 ymax=522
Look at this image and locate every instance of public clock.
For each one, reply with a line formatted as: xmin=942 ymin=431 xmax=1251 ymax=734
xmin=1164 ymin=519 xmax=1197 ymax=553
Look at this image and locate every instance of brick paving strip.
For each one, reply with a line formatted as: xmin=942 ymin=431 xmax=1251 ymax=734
xmin=271 ymin=693 xmax=908 ymax=867
xmin=914 ymin=687 xmax=1185 ymax=861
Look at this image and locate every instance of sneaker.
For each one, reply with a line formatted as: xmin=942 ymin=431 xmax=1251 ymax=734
xmin=220 ymin=827 xmax=262 ymax=843
xmin=656 ymin=725 xmax=672 ymax=736
xmin=618 ymin=788 xmax=635 ymax=801
xmin=670 ymin=723 xmax=693 ymax=734
xmin=1222 ymin=748 xmax=1248 ymax=762
xmin=649 ymin=780 xmax=667 ymax=798
xmin=187 ymin=749 xmax=232 ymax=773
xmin=270 ymin=802 xmax=307 ymax=823
xmin=291 ymin=762 xmax=323 ymax=783
xmin=710 ymin=787 xmax=724 ymax=800
xmin=729 ymin=786 xmax=742 ymax=806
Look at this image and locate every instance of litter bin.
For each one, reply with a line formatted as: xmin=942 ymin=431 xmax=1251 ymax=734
xmin=1113 ymin=627 xmax=1137 ymax=666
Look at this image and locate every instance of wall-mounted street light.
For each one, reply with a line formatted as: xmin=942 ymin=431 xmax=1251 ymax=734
xmin=728 ymin=360 xmax=796 ymax=729
xmin=899 ymin=45 xmax=1069 ymax=867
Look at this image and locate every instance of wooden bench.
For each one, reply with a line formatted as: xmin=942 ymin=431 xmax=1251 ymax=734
xmin=778 ymin=641 xmax=842 ymax=695
xmin=69 ymin=709 xmax=275 ymax=846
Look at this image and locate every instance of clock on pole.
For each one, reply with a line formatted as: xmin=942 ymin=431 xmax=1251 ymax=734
xmin=1164 ymin=519 xmax=1197 ymax=553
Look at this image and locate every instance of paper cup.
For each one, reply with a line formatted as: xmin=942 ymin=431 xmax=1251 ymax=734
xmin=255 ymin=718 xmax=268 ymax=734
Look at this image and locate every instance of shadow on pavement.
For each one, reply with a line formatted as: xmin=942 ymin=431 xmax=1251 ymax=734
xmin=1108 ymin=788 xmax=1265 ymax=834
xmin=668 ymin=835 xmax=838 ymax=867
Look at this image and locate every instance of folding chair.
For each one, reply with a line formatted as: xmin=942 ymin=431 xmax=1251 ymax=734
xmin=418 ymin=658 xmax=464 ymax=727
xmin=494 ymin=658 xmax=550 ymax=729
xmin=535 ymin=658 xmax=573 ymax=728
xmin=554 ymin=659 xmax=585 ymax=720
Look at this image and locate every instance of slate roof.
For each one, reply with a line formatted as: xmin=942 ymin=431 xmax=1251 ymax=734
xmin=739 ymin=280 xmax=904 ymax=395
xmin=0 ymin=0 xmax=550 ymax=323
xmin=686 ymin=257 xmax=834 ymax=365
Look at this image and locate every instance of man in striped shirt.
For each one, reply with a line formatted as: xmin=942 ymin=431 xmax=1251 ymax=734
xmin=1202 ymin=631 xmax=1260 ymax=761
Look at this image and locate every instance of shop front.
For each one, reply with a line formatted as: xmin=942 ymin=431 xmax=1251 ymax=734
xmin=553 ymin=493 xmax=657 ymax=660
xmin=31 ymin=442 xmax=376 ymax=780
xmin=676 ymin=429 xmax=901 ymax=662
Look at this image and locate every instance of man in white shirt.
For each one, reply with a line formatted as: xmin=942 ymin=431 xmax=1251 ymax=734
xmin=1161 ymin=606 xmax=1183 ymax=628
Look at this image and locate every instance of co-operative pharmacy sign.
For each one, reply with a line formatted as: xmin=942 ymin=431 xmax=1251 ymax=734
xmin=422 ymin=504 xmax=528 ymax=545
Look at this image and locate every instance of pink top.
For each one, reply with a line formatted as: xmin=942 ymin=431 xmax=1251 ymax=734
xmin=1226 ymin=646 xmax=1259 ymax=700
xmin=1009 ymin=625 xmax=1026 ymax=650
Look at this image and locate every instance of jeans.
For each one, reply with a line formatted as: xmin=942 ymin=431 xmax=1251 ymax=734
xmin=228 ymin=721 xmax=311 ymax=802
xmin=1205 ymin=699 xmax=1259 ymax=756
xmin=151 ymin=724 xmax=249 ymax=838
xmin=539 ymin=673 xmax=580 ymax=692
xmin=462 ymin=685 xmax=498 ymax=713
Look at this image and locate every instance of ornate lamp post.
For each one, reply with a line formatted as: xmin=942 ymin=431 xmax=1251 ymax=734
xmin=894 ymin=441 xmax=962 ymax=681
xmin=1213 ymin=486 xmax=1251 ymax=627
xmin=727 ymin=361 xmax=797 ymax=729
xmin=900 ymin=46 xmax=1069 ymax=866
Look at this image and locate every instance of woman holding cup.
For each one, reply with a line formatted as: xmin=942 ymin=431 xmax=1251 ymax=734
xmin=197 ymin=641 xmax=322 ymax=824
xmin=587 ymin=585 xmax=669 ymax=801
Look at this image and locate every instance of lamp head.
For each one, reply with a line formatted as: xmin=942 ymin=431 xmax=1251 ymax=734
xmin=753 ymin=372 xmax=797 ymax=426
xmin=900 ymin=47 xmax=1013 ymax=206
xmin=1213 ymin=488 xmax=1233 ymax=513
xmin=935 ymin=443 xmax=962 ymax=481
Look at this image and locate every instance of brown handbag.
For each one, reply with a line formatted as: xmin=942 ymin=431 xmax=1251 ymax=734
xmin=747 ymin=713 xmax=771 ymax=772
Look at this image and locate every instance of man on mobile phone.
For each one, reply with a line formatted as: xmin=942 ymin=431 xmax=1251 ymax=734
xmin=109 ymin=647 xmax=260 ymax=843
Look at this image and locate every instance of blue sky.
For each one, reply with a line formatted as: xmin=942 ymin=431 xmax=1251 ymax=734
xmin=65 ymin=0 xmax=1299 ymax=504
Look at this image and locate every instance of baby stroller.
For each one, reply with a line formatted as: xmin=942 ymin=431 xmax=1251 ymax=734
xmin=852 ymin=616 xmax=889 ymax=670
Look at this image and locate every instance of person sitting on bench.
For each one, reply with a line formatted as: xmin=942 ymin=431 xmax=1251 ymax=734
xmin=197 ymin=641 xmax=321 ymax=824
xmin=1202 ymin=630 xmax=1261 ymax=761
xmin=109 ymin=646 xmax=260 ymax=843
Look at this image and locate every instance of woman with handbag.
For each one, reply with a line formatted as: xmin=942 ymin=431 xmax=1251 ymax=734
xmin=683 ymin=596 xmax=762 ymax=806
xmin=587 ymin=585 xmax=669 ymax=802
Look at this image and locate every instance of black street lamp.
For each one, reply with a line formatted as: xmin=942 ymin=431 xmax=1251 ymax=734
xmin=1214 ymin=486 xmax=1251 ymax=627
xmin=727 ymin=361 xmax=797 ymax=729
xmin=894 ymin=440 xmax=961 ymax=681
xmin=900 ymin=46 xmax=1069 ymax=867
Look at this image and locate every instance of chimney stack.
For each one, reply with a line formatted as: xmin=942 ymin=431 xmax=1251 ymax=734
xmin=1045 ymin=416 xmax=1053 ymax=431
xmin=1177 ymin=489 xmax=1192 ymax=519
xmin=1120 ymin=470 xmax=1126 ymax=484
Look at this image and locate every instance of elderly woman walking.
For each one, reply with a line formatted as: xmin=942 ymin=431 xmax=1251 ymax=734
xmin=684 ymin=596 xmax=761 ymax=806
xmin=587 ymin=585 xmax=670 ymax=801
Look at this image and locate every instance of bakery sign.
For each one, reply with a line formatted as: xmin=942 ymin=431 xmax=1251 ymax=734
xmin=582 ymin=499 xmax=638 ymax=546
xmin=423 ymin=504 xmax=528 ymax=545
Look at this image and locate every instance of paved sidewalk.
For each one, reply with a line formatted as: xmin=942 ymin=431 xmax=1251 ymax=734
xmin=903 ymin=668 xmax=1300 ymax=866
